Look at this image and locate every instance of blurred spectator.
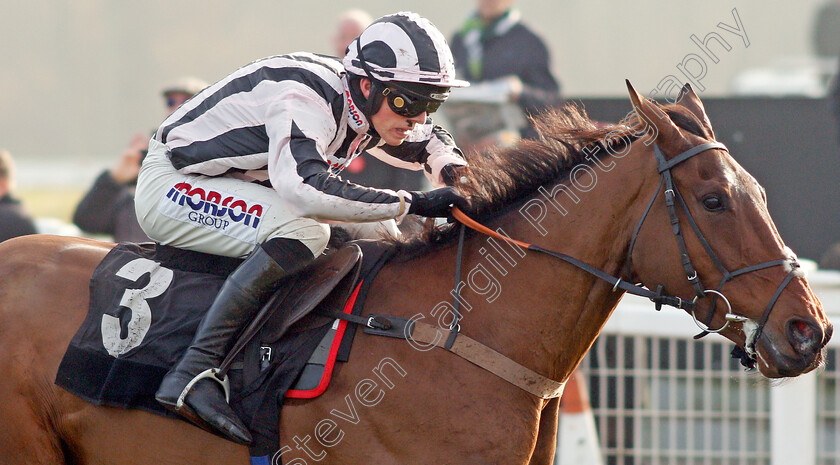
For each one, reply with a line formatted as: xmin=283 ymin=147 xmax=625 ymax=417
xmin=829 ymin=63 xmax=840 ymax=143
xmin=73 ymin=76 xmax=207 ymax=242
xmin=812 ymin=0 xmax=840 ymax=59
xmin=331 ymin=9 xmax=372 ymax=58
xmin=821 ymin=242 xmax=840 ymax=270
xmin=449 ymin=0 xmax=562 ymax=142
xmin=0 ymin=149 xmax=37 ymax=242
xmin=161 ymin=76 xmax=207 ymax=110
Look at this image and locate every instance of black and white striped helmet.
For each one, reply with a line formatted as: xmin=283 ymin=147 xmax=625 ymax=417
xmin=343 ymin=12 xmax=469 ymax=88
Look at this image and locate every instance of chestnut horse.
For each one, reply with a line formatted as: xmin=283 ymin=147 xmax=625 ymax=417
xmin=0 ymin=83 xmax=831 ymax=464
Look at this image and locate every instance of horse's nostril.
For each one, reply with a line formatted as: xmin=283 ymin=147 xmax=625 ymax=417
xmin=788 ymin=319 xmax=820 ymax=355
xmin=794 ymin=320 xmax=810 ymax=335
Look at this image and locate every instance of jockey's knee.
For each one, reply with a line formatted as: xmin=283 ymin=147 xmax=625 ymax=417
xmin=304 ymin=222 xmax=331 ymax=256
xmin=265 ymin=221 xmax=330 ymax=259
xmin=260 ymin=237 xmax=318 ymax=273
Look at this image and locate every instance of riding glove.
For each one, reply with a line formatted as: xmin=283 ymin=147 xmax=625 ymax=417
xmin=408 ymin=187 xmax=468 ymax=218
xmin=440 ymin=163 xmax=467 ymax=186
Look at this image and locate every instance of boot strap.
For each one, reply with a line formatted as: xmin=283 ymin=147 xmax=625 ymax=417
xmin=176 ymin=368 xmax=231 ymax=409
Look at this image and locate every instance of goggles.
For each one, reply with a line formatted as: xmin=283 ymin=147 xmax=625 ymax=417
xmin=382 ymin=87 xmax=446 ymax=118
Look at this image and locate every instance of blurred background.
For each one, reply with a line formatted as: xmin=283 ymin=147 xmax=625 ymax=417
xmin=1 ymin=0 xmax=838 ymax=256
xmin=0 ymin=0 xmax=831 ymax=156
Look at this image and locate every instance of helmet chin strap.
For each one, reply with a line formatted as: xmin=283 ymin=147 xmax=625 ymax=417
xmin=352 ymin=80 xmax=381 ymax=139
xmin=351 ymin=39 xmax=388 ymax=137
xmin=363 ymin=80 xmax=385 ymax=123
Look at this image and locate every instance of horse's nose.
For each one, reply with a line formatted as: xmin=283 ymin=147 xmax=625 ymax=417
xmin=787 ymin=318 xmax=826 ymax=356
xmin=823 ymin=322 xmax=834 ymax=348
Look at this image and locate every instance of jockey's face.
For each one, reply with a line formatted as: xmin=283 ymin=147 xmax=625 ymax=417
xmin=360 ymin=78 xmax=426 ymax=146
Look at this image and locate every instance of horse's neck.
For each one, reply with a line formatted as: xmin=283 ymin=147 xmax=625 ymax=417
xmin=457 ymin=150 xmax=656 ymax=383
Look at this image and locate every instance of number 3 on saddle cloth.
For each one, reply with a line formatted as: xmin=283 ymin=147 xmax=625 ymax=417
xmin=55 ymin=239 xmax=394 ymax=456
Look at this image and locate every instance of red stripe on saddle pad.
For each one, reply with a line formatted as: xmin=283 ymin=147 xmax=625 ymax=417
xmin=284 ymin=280 xmax=363 ymax=399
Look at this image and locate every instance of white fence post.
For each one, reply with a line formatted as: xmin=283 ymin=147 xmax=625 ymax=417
xmin=771 ymin=370 xmax=817 ymax=465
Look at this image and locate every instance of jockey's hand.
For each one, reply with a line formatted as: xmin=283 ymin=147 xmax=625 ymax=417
xmin=408 ymin=187 xmax=468 ymax=218
xmin=440 ymin=163 xmax=467 ymax=186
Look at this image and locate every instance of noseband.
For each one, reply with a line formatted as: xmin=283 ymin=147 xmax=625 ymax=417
xmin=453 ymin=141 xmax=802 ymax=370
xmin=625 ymin=141 xmax=800 ymax=367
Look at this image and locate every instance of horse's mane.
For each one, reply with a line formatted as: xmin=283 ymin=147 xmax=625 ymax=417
xmin=458 ymin=104 xmax=621 ymax=218
xmin=388 ymin=101 xmax=709 ymax=260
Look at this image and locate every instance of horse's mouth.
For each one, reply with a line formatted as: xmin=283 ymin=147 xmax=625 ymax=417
xmin=754 ymin=331 xmax=828 ymax=378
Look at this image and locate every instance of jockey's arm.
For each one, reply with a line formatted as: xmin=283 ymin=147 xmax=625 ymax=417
xmin=266 ymin=89 xmax=410 ymax=223
xmin=366 ymin=119 xmax=467 ymax=188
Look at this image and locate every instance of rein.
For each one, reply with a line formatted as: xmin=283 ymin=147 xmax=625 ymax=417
xmin=451 ymin=141 xmax=800 ymax=371
xmin=351 ymin=140 xmax=800 ymax=399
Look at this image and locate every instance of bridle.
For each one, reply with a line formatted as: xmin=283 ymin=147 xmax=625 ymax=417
xmin=628 ymin=141 xmax=802 ymax=366
xmin=452 ymin=140 xmax=801 ymax=369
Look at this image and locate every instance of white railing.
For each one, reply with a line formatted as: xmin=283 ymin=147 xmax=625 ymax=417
xmin=576 ymin=267 xmax=840 ymax=465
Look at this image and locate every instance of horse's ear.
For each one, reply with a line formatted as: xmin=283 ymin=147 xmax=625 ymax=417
xmin=677 ymin=83 xmax=716 ymax=139
xmin=625 ymin=79 xmax=684 ymax=148
xmin=626 ymin=79 xmax=645 ymax=111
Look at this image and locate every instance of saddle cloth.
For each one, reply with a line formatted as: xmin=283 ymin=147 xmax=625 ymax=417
xmin=55 ymin=240 xmax=393 ymax=457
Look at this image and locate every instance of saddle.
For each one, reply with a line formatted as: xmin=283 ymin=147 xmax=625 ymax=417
xmin=55 ymin=239 xmax=395 ymax=458
xmin=217 ymin=243 xmax=363 ymax=385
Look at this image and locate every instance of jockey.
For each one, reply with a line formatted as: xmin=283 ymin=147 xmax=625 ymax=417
xmin=134 ymin=11 xmax=469 ymax=444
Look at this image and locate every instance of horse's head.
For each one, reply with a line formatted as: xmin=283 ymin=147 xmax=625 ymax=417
xmin=624 ymin=81 xmax=832 ymax=378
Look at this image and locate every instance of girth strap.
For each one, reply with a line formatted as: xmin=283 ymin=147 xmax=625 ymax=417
xmin=410 ymin=321 xmax=566 ymax=399
xmin=343 ymin=314 xmax=567 ymax=399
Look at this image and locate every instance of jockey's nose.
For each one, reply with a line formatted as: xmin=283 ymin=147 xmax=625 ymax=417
xmin=408 ymin=112 xmax=426 ymax=125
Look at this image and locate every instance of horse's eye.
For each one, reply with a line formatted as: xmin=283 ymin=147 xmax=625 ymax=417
xmin=702 ymin=194 xmax=725 ymax=212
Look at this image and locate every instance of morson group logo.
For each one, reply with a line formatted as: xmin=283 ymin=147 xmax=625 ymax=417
xmin=346 ymin=89 xmax=365 ymax=130
xmin=164 ymin=182 xmax=264 ymax=232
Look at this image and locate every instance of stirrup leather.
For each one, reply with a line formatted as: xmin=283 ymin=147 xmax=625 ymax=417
xmin=175 ymin=368 xmax=231 ymax=409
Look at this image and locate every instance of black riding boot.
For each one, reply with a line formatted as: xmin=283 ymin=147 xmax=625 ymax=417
xmin=155 ymin=239 xmax=314 ymax=444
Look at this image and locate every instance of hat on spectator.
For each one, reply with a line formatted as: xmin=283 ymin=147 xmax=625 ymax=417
xmin=161 ymin=76 xmax=208 ymax=97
